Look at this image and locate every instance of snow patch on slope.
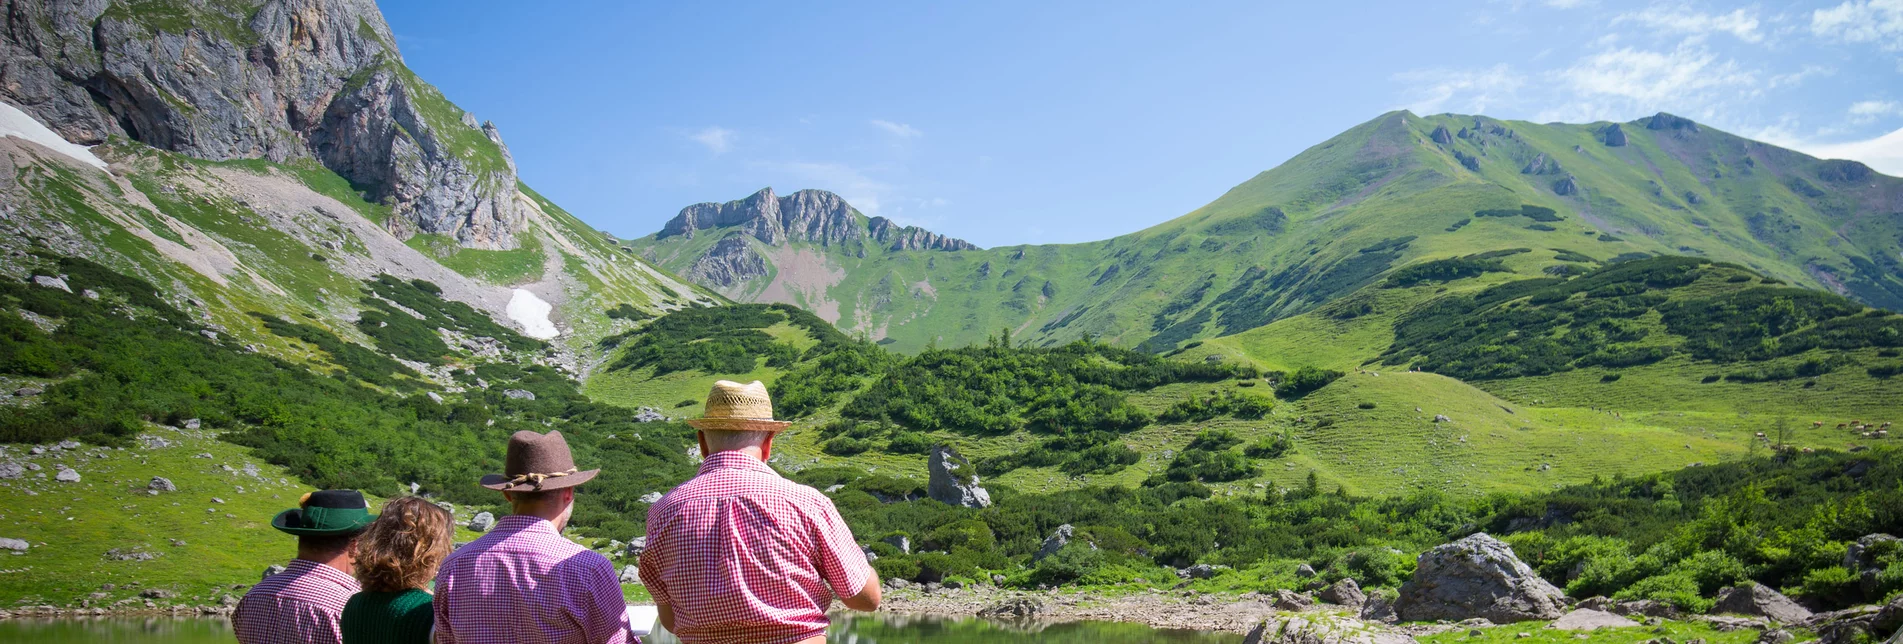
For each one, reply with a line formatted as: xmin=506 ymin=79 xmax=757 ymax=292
xmin=0 ymin=101 xmax=106 ymax=169
xmin=508 ymin=289 xmax=559 ymax=339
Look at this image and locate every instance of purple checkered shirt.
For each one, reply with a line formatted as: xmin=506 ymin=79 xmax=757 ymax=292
xmin=232 ymin=558 xmax=360 ymax=644
xmin=434 ymin=514 xmax=633 ymax=644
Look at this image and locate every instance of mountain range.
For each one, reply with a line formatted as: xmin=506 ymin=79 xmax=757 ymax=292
xmin=632 ymin=111 xmax=1903 ymax=353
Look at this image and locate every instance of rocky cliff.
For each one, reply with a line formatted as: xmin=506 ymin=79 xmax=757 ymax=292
xmin=659 ymin=187 xmax=976 ymax=252
xmin=0 ymin=0 xmax=525 ymax=249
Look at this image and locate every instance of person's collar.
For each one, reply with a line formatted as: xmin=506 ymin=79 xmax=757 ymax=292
xmin=286 ymin=557 xmax=359 ymax=590
xmin=495 ymin=514 xmax=557 ymax=533
xmin=699 ymin=450 xmax=774 ymax=475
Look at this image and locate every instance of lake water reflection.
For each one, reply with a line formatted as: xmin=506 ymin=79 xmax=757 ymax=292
xmin=0 ymin=613 xmax=1244 ymax=643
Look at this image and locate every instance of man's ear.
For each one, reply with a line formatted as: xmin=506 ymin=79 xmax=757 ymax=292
xmin=761 ymin=432 xmax=776 ymax=460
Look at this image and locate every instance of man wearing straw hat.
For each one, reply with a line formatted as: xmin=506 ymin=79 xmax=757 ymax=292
xmin=233 ymin=489 xmax=375 ymax=644
xmin=433 ymin=430 xmax=633 ymax=643
xmin=640 ymin=380 xmax=881 ymax=644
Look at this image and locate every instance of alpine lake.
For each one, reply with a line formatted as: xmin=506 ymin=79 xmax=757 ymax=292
xmin=0 ymin=613 xmax=1245 ymax=643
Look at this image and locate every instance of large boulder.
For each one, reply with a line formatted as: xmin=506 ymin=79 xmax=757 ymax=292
xmin=1360 ymin=594 xmax=1399 ymax=624
xmin=1321 ymin=578 xmax=1369 ymax=608
xmin=978 ymin=598 xmax=1043 ymax=619
xmin=1548 ymin=608 xmax=1640 ymax=631
xmin=1713 ymin=583 xmax=1813 ymax=624
xmin=1395 ymin=533 xmax=1567 ymax=623
xmin=0 ymin=537 xmax=28 ymax=552
xmin=1243 ymin=613 xmax=1418 ymax=644
xmin=927 ymin=445 xmax=991 ymax=508
xmin=148 ymin=477 xmax=176 ymax=493
xmin=1602 ymin=123 xmax=1628 ymax=147
xmin=466 ymin=512 xmax=495 ymax=533
xmin=1847 ymin=534 xmax=1900 ymax=596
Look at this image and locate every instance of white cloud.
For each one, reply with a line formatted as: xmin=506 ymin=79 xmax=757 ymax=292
xmin=1850 ymin=100 xmax=1903 ymax=123
xmin=1545 ymin=0 xmax=1591 ymax=8
xmin=1614 ymin=6 xmax=1764 ymax=43
xmin=870 ymin=120 xmax=922 ymax=138
xmin=687 ymin=126 xmax=734 ymax=154
xmin=1812 ymin=0 xmax=1903 ymax=50
xmin=1767 ymin=64 xmax=1833 ymax=88
xmin=1546 ymin=41 xmax=1756 ymax=121
xmin=1790 ymin=127 xmax=1903 ymax=176
xmin=1393 ymin=64 xmax=1525 ymax=114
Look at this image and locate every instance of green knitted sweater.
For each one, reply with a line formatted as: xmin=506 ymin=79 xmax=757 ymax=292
xmin=341 ymin=588 xmax=434 ymax=644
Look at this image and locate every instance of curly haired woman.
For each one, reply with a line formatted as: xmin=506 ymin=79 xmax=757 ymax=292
xmin=341 ymin=496 xmax=454 ymax=644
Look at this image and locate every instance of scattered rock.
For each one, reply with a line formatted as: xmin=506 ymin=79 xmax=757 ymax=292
xmin=138 ymin=589 xmax=176 ymax=599
xmin=1553 ymin=176 xmax=1581 ymax=197
xmin=884 ymin=534 xmax=912 ymax=555
xmin=1185 ymin=564 xmax=1219 ymax=580
xmin=1646 ymin=113 xmax=1700 ymax=133
xmin=1431 ymin=126 xmax=1455 ymax=145
xmin=1360 ymin=594 xmax=1399 ymax=624
xmin=183 ymin=419 xmax=201 ymax=430
xmin=1757 ymin=629 xmax=1794 ymax=644
xmin=619 ymin=565 xmax=640 ymax=584
xmin=624 ymin=536 xmax=648 ymax=559
xmin=1395 ymin=533 xmax=1567 ymax=623
xmin=502 ymin=389 xmax=536 ymax=400
xmin=30 ymin=275 xmax=71 ymax=292
xmin=1322 ymin=578 xmax=1369 ymax=608
xmin=0 ymin=462 xmax=22 ymax=479
xmin=0 ymin=538 xmax=28 ymax=552
xmin=1242 ymin=612 xmax=1419 ymax=644
xmin=634 ymin=407 xmax=668 ymax=423
xmin=1036 ymin=524 xmax=1079 ymax=562
xmin=1272 ymin=589 xmax=1316 ymax=611
xmin=1433 ymin=415 xmax=1452 ymax=424
xmin=1700 ymin=615 xmax=1771 ymax=632
xmin=1548 ymin=608 xmax=1639 ymax=631
xmin=261 ymin=565 xmax=286 ymax=580
xmin=148 ymin=477 xmax=176 ymax=493
xmin=1847 ymin=534 xmax=1900 ymax=595
xmin=55 ymin=467 xmax=80 ymax=483
xmin=15 ymin=388 xmax=42 ymax=397
xmin=860 ymin=545 xmax=878 ymax=562
xmin=426 ymin=392 xmax=445 ymax=404
xmin=1612 ymin=600 xmax=1681 ymax=620
xmin=1298 ymin=563 xmax=1318 ymax=578
xmin=926 ymin=445 xmax=991 ymax=508
xmin=888 ymin=578 xmax=910 ymax=589
xmin=638 ymin=492 xmax=662 ymax=504
xmin=979 ymin=598 xmax=1043 ymax=619
xmin=1713 ymin=583 xmax=1812 ymax=624
xmin=106 ymin=548 xmax=159 ymax=561
xmin=823 ymin=484 xmax=844 ymax=493
xmin=467 ymin=512 xmax=495 ymax=533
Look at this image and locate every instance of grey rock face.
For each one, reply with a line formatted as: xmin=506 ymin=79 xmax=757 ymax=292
xmin=1553 ymin=176 xmax=1581 ymax=197
xmin=30 ymin=275 xmax=70 ymax=292
xmin=661 ymin=187 xmax=976 ymax=259
xmin=1646 ymin=112 xmax=1700 ymax=133
xmin=1034 ymin=524 xmax=1075 ymax=562
xmin=1395 ymin=533 xmax=1567 ymax=623
xmin=1713 ymin=583 xmax=1813 ymax=624
xmin=1242 ymin=613 xmax=1419 ymax=644
xmin=1522 ymin=153 xmax=1563 ymax=176
xmin=1272 ymin=589 xmax=1315 ymax=611
xmin=148 ymin=477 xmax=176 ymax=492
xmin=1360 ymin=594 xmax=1399 ymax=624
xmin=685 ymin=234 xmax=769 ymax=288
xmin=502 ymin=389 xmax=535 ymax=400
xmin=926 ymin=445 xmax=990 ymax=508
xmin=1548 ymin=608 xmax=1639 ymax=631
xmin=466 ymin=511 xmax=495 ymax=533
xmin=1322 ymin=578 xmax=1368 ymax=608
xmin=1847 ymin=534 xmax=1900 ymax=595
xmin=1603 ymin=124 xmax=1628 ymax=147
xmin=1430 ymin=126 xmax=1455 ymax=145
xmin=883 ymin=534 xmax=912 ymax=555
xmin=0 ymin=0 xmax=526 ymax=250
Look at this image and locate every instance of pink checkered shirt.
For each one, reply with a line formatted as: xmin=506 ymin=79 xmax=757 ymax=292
xmin=433 ymin=514 xmax=633 ymax=644
xmin=233 ymin=558 xmax=360 ymax=644
xmin=639 ymin=451 xmax=874 ymax=644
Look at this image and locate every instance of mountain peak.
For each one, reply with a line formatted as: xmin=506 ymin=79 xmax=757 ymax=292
xmin=657 ymin=187 xmax=976 ymax=251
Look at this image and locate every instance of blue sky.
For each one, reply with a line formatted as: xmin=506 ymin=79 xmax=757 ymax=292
xmin=381 ymin=0 xmax=1903 ymax=248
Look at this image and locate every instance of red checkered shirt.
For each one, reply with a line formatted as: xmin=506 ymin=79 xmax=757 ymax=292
xmin=434 ymin=514 xmax=633 ymax=644
xmin=233 ymin=558 xmax=360 ymax=644
xmin=639 ymin=451 xmax=874 ymax=644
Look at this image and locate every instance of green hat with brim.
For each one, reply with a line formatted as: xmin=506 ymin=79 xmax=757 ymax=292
xmin=270 ymin=490 xmax=375 ymax=537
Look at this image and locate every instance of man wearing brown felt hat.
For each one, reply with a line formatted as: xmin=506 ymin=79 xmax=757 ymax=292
xmin=639 ymin=380 xmax=881 ymax=644
xmin=432 ymin=430 xmax=634 ymax=643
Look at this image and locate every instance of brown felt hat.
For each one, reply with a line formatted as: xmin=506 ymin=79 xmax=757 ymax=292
xmin=479 ymin=430 xmax=600 ymax=492
xmin=687 ymin=380 xmax=793 ymax=432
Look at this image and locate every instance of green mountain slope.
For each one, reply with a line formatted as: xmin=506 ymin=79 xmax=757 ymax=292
xmin=634 ymin=112 xmax=1902 ymax=354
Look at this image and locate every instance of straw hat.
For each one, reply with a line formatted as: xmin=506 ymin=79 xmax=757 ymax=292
xmin=479 ymin=430 xmax=600 ymax=492
xmin=687 ymin=380 xmax=793 ymax=432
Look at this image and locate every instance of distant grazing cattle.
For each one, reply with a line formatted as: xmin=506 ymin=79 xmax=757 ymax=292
xmin=1814 ymin=421 xmax=1825 ymax=427
xmin=1839 ymin=423 xmax=1849 ymax=429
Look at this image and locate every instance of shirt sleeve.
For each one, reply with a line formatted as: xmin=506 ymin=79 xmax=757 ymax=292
xmin=432 ymin=575 xmax=456 ymax=644
xmin=635 ymin=525 xmax=671 ymax=608
xmin=807 ymin=496 xmax=874 ymax=599
xmin=575 ymin=554 xmax=632 ymax=644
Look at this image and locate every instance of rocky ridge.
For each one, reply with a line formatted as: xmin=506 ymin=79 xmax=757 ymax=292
xmin=0 ymin=0 xmax=526 ymax=249
xmin=658 ymin=187 xmax=976 ymax=252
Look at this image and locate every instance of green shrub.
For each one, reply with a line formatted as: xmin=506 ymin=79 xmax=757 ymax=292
xmin=1275 ymin=366 xmax=1343 ymax=398
xmin=1796 ymin=567 xmax=1861 ymax=606
xmin=822 ymin=436 xmax=873 ymax=456
xmin=886 ymin=432 xmax=934 ymax=454
xmin=1245 ymin=434 xmax=1294 ymax=459
xmin=1614 ymin=571 xmax=1713 ymax=613
xmin=1028 ymin=543 xmax=1105 ymax=586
